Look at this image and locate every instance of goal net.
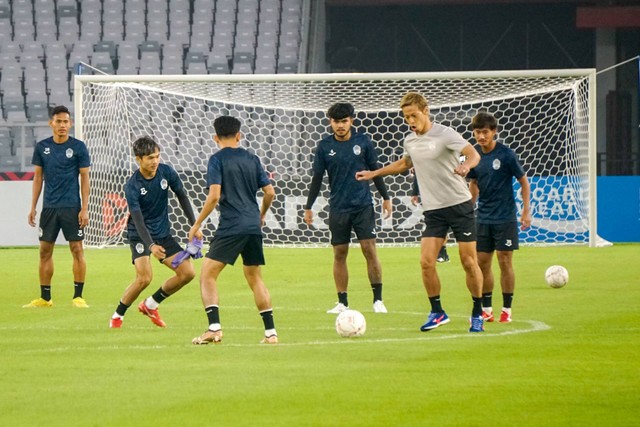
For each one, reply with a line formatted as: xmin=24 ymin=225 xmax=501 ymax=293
xmin=74 ymin=70 xmax=598 ymax=248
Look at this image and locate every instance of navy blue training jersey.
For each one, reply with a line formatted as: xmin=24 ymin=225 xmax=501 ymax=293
xmin=311 ymin=131 xmax=380 ymax=213
xmin=31 ymin=136 xmax=91 ymax=208
xmin=125 ymin=163 xmax=183 ymax=240
xmin=207 ymin=147 xmax=271 ymax=237
xmin=467 ymin=142 xmax=526 ymax=224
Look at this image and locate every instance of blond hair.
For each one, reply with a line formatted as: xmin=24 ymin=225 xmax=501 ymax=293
xmin=400 ymin=92 xmax=428 ymax=110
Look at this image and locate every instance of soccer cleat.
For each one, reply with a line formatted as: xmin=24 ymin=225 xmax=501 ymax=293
xmin=420 ymin=311 xmax=450 ymax=331
xmin=72 ymin=297 xmax=89 ymax=308
xmin=469 ymin=315 xmax=485 ymax=333
xmin=436 ymin=247 xmax=450 ymax=263
xmin=373 ymin=300 xmax=388 ymax=313
xmin=326 ymin=302 xmax=348 ymax=314
xmin=109 ymin=317 xmax=123 ymax=328
xmin=22 ymin=298 xmax=53 ymax=308
xmin=482 ymin=309 xmax=494 ymax=322
xmin=138 ymin=301 xmax=166 ymax=328
xmin=260 ymin=335 xmax=278 ymax=344
xmin=499 ymin=309 xmax=512 ymax=323
xmin=192 ymin=329 xmax=223 ymax=345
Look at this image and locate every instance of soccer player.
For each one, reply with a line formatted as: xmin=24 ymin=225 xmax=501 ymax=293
xmin=189 ymin=116 xmax=278 ymax=345
xmin=303 ymin=102 xmax=392 ymax=314
xmin=467 ymin=111 xmax=531 ymax=323
xmin=356 ymin=92 xmax=485 ymax=333
xmin=109 ymin=136 xmax=201 ymax=328
xmin=411 ymin=177 xmax=449 ymax=263
xmin=25 ymin=105 xmax=91 ymax=308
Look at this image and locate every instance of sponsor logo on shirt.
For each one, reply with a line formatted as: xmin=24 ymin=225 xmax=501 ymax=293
xmin=161 ymin=179 xmax=168 ymax=190
xmin=492 ymin=159 xmax=501 ymax=170
xmin=44 ymin=147 xmax=50 ymax=155
xmin=328 ymin=149 xmax=336 ymax=156
xmin=140 ymin=188 xmax=147 ymax=195
xmin=353 ymin=145 xmax=361 ymax=155
xmin=66 ymin=148 xmax=73 ymax=158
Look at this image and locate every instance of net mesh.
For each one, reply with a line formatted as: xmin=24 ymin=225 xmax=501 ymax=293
xmin=76 ymin=72 xmax=594 ymax=247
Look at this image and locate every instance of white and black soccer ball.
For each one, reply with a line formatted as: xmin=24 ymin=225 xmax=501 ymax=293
xmin=335 ymin=309 xmax=367 ymax=337
xmin=545 ymin=265 xmax=569 ymax=288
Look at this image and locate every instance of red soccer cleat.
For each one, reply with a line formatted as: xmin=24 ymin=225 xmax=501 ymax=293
xmin=138 ymin=301 xmax=167 ymax=328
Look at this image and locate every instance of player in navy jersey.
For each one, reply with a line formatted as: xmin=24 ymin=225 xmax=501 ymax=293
xmin=189 ymin=116 xmax=278 ymax=345
xmin=109 ymin=136 xmax=201 ymax=329
xmin=25 ymin=105 xmax=91 ymax=309
xmin=304 ymin=103 xmax=392 ymax=314
xmin=467 ymin=112 xmax=531 ymax=323
xmin=357 ymin=92 xmax=485 ymax=333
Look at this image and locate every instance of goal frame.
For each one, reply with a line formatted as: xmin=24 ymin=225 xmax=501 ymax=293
xmin=74 ymin=69 xmax=598 ymax=247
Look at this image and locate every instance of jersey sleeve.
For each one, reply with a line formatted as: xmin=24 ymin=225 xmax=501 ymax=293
xmin=363 ymin=135 xmax=379 ymax=170
xmin=124 ymin=181 xmax=141 ymax=213
xmin=206 ymin=155 xmax=222 ymax=186
xmin=508 ymin=150 xmax=526 ymax=179
xmin=165 ymin=164 xmax=184 ymax=192
xmin=31 ymin=144 xmax=42 ymax=166
xmin=255 ymin=157 xmax=271 ymax=188
xmin=444 ymin=127 xmax=469 ymax=153
xmin=311 ymin=142 xmax=325 ymax=175
xmin=77 ymin=141 xmax=91 ymax=168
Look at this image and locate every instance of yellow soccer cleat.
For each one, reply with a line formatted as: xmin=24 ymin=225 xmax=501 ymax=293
xmin=23 ymin=298 xmax=53 ymax=308
xmin=260 ymin=335 xmax=278 ymax=344
xmin=72 ymin=297 xmax=90 ymax=308
xmin=192 ymin=329 xmax=223 ymax=345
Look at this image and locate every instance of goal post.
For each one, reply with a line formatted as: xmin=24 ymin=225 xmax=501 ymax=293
xmin=74 ymin=69 xmax=599 ymax=248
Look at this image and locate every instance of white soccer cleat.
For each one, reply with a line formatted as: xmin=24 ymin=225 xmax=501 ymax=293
xmin=326 ymin=302 xmax=348 ymax=314
xmin=373 ymin=300 xmax=388 ymax=313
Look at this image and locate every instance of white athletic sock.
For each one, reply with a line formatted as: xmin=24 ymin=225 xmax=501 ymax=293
xmin=145 ymin=296 xmax=159 ymax=310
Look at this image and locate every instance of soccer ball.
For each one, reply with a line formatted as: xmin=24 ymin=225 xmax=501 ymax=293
xmin=335 ymin=309 xmax=367 ymax=337
xmin=545 ymin=265 xmax=569 ymax=288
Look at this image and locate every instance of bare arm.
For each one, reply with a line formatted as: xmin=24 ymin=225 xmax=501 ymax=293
xmin=260 ymin=184 xmax=276 ymax=226
xmin=454 ymin=144 xmax=480 ymax=177
xmin=355 ymin=157 xmax=413 ymax=181
xmin=469 ymin=179 xmax=479 ymax=205
xmin=28 ymin=166 xmax=44 ymax=227
xmin=78 ymin=167 xmax=90 ymax=228
xmin=518 ymin=175 xmax=532 ymax=230
xmin=188 ymin=184 xmax=220 ymax=241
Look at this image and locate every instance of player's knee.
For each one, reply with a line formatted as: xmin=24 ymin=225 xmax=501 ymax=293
xmin=178 ymin=266 xmax=196 ymax=284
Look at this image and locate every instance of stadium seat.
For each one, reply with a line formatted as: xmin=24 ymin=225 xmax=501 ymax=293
xmin=124 ymin=17 xmax=146 ymax=42
xmin=95 ymin=41 xmax=117 ymax=59
xmin=36 ymin=21 xmax=58 ymax=42
xmin=4 ymin=100 xmax=28 ymax=123
xmin=186 ymin=62 xmax=208 ymax=75
xmin=27 ymin=101 xmax=50 ymax=123
xmin=58 ymin=5 xmax=77 ymax=18
xmin=79 ymin=17 xmax=102 ymax=44
xmin=208 ymin=61 xmax=230 ymax=74
xmin=232 ymin=62 xmax=253 ymax=74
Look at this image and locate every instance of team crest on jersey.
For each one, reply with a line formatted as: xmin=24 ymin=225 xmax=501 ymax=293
xmin=135 ymin=243 xmax=145 ymax=254
xmin=44 ymin=147 xmax=50 ymax=155
xmin=140 ymin=187 xmax=147 ymax=195
xmin=66 ymin=148 xmax=73 ymax=158
xmin=353 ymin=145 xmax=361 ymax=155
xmin=492 ymin=159 xmax=501 ymax=170
xmin=161 ymin=179 xmax=168 ymax=190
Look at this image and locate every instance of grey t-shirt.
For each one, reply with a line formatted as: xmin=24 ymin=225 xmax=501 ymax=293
xmin=403 ymin=122 xmax=471 ymax=211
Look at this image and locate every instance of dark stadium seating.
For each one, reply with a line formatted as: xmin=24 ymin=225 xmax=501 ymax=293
xmin=0 ymin=0 xmax=305 ymax=170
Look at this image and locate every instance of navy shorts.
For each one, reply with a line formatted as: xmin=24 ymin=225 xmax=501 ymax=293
xmin=476 ymin=222 xmax=520 ymax=252
xmin=329 ymin=205 xmax=377 ymax=246
xmin=39 ymin=207 xmax=84 ymax=242
xmin=206 ymin=234 xmax=265 ymax=266
xmin=129 ymin=235 xmax=182 ymax=264
xmin=422 ymin=200 xmax=476 ymax=242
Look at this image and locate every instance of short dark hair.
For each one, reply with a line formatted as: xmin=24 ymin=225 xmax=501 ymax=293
xmin=214 ymin=115 xmax=241 ymax=138
xmin=50 ymin=105 xmax=70 ymax=119
xmin=132 ymin=136 xmax=160 ymax=158
xmin=471 ymin=111 xmax=498 ymax=130
xmin=327 ymin=103 xmax=355 ymax=120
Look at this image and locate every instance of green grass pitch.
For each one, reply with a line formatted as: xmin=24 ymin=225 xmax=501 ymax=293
xmin=1 ymin=244 xmax=638 ymax=426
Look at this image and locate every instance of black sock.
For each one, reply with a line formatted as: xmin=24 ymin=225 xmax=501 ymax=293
xmin=205 ymin=305 xmax=220 ymax=326
xmin=429 ymin=295 xmax=443 ymax=313
xmin=151 ymin=288 xmax=170 ymax=304
xmin=338 ymin=292 xmax=348 ymax=307
xmin=115 ymin=301 xmax=130 ymax=317
xmin=41 ymin=285 xmax=51 ymax=301
xmin=73 ymin=282 xmax=84 ymax=299
xmin=472 ymin=297 xmax=483 ymax=317
xmin=482 ymin=292 xmax=492 ymax=309
xmin=260 ymin=309 xmax=275 ymax=330
xmin=371 ymin=283 xmax=382 ymax=302
xmin=502 ymin=293 xmax=514 ymax=309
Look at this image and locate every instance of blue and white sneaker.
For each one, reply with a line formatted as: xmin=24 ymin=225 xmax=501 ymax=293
xmin=420 ymin=311 xmax=450 ymax=331
xmin=469 ymin=315 xmax=485 ymax=333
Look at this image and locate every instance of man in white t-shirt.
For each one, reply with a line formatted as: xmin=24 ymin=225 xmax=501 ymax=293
xmin=356 ymin=92 xmax=485 ymax=333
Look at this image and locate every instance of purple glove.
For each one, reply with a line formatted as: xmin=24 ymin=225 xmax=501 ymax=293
xmin=171 ymin=238 xmax=203 ymax=268
xmin=186 ymin=237 xmax=203 ymax=259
